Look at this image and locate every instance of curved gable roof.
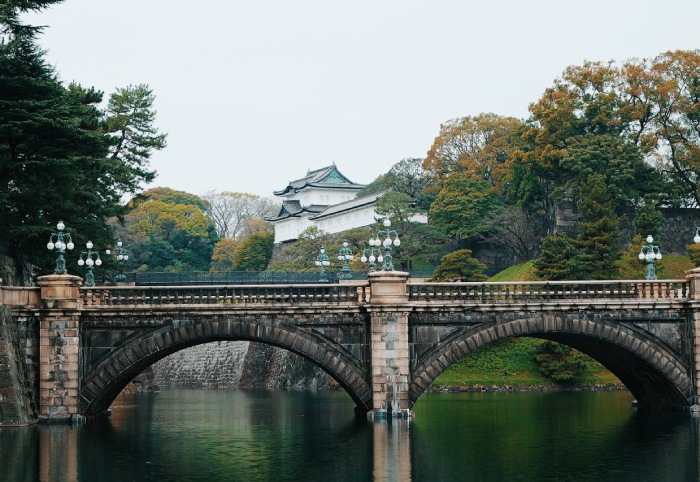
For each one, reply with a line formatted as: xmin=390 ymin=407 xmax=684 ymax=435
xmin=273 ymin=164 xmax=365 ymax=196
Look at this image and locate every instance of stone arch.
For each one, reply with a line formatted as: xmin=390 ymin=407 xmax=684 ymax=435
xmin=410 ymin=315 xmax=693 ymax=410
xmin=80 ymin=318 xmax=371 ymax=418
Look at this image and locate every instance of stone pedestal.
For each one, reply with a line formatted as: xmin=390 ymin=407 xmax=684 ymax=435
xmin=36 ymin=275 xmax=84 ymax=423
xmin=367 ymin=271 xmax=413 ymax=419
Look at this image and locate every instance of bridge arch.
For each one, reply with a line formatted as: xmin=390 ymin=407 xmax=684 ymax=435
xmin=409 ymin=315 xmax=693 ymax=410
xmin=80 ymin=318 xmax=371 ymax=418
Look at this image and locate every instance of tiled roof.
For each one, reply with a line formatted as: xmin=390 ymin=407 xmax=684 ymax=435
xmin=265 ymin=200 xmax=329 ymax=222
xmin=310 ymin=191 xmax=385 ymax=220
xmin=273 ymin=164 xmax=365 ymax=196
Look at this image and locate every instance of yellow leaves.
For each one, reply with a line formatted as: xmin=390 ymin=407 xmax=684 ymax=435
xmin=128 ymin=200 xmax=211 ymax=240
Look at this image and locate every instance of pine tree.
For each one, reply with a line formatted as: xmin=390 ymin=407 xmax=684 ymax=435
xmin=575 ymin=174 xmax=622 ymax=279
xmin=533 ymin=233 xmax=586 ymax=280
xmin=0 ymin=3 xmax=165 ymax=272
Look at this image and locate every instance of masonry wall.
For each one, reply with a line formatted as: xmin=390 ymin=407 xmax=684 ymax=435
xmin=0 ymin=243 xmax=35 ymax=287
xmin=469 ymin=203 xmax=700 ymax=275
xmin=0 ymin=306 xmax=38 ymax=425
xmin=150 ymin=341 xmax=337 ymax=391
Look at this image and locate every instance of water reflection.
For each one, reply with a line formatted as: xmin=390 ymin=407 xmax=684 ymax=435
xmin=373 ymin=420 xmax=411 ymax=481
xmin=0 ymin=390 xmax=699 ymax=481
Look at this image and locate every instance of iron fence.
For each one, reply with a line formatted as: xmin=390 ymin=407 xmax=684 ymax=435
xmin=113 ymin=269 xmax=434 ymax=286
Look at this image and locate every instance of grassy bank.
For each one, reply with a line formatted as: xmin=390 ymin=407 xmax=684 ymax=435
xmin=432 ymin=338 xmax=621 ymax=390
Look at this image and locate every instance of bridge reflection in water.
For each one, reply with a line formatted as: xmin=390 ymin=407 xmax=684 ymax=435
xmin=2 ymin=272 xmax=699 ymax=424
xmin=1 ymin=390 xmax=698 ymax=482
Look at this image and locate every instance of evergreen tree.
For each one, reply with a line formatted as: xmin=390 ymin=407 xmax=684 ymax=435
xmin=234 ymin=232 xmax=274 ymax=271
xmin=0 ymin=4 xmax=166 ymax=272
xmin=431 ymin=249 xmax=487 ymax=282
xmin=533 ymin=233 xmax=586 ymax=280
xmin=575 ymin=174 xmax=621 ymax=279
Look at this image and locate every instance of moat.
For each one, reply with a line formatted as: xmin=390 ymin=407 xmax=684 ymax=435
xmin=1 ymin=389 xmax=697 ymax=481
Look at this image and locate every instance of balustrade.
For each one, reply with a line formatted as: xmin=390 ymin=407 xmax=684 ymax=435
xmin=407 ymin=280 xmax=689 ymax=303
xmin=79 ymin=283 xmax=370 ymax=307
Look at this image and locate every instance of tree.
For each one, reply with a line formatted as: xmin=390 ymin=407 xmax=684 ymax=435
xmin=105 ymin=83 xmax=166 ymax=187
xmin=423 ymin=113 xmax=524 ymax=197
xmin=203 ymin=191 xmax=276 ymax=239
xmin=431 ymin=249 xmax=487 ymax=282
xmin=358 ymin=158 xmax=434 ymax=210
xmin=482 ymin=206 xmax=544 ymax=263
xmin=515 ymin=62 xmax=634 ymax=216
xmin=533 ymin=233 xmax=586 ymax=280
xmin=643 ymin=51 xmax=700 ymax=206
xmin=211 ymin=238 xmax=238 ymax=271
xmin=233 ymin=232 xmax=274 ymax=271
xmin=575 ymin=174 xmax=622 ymax=279
xmin=634 ymin=195 xmax=664 ymax=237
xmin=0 ymin=3 xmax=167 ymax=273
xmin=534 ymin=341 xmax=590 ymax=384
xmin=120 ymin=189 xmax=218 ymax=271
xmin=373 ymin=191 xmax=446 ymax=270
xmin=269 ymin=226 xmax=332 ymax=272
xmin=0 ymin=19 xmax=121 ymax=270
xmin=429 ymin=171 xmax=503 ymax=239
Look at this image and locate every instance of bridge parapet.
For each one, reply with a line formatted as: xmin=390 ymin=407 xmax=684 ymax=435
xmin=407 ymin=279 xmax=688 ymax=304
xmin=0 ymin=286 xmax=40 ymax=308
xmin=79 ymin=283 xmax=369 ymax=307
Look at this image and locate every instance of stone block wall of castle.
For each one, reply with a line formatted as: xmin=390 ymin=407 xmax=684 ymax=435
xmin=469 ymin=203 xmax=700 ymax=275
xmin=0 ymin=243 xmax=35 ymax=287
xmin=554 ymin=201 xmax=700 ymax=254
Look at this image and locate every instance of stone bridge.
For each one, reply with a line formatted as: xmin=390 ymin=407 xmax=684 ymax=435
xmin=2 ymin=270 xmax=700 ymax=423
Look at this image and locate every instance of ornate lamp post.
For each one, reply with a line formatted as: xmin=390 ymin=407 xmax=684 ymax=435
xmin=78 ymin=241 xmax=103 ymax=287
xmin=114 ymin=239 xmax=129 ymax=282
xmin=337 ymin=240 xmax=354 ymax=280
xmin=638 ymin=235 xmax=662 ymax=280
xmin=315 ymin=246 xmax=331 ymax=282
xmin=372 ymin=219 xmax=401 ymax=271
xmin=360 ymin=246 xmax=383 ymax=273
xmin=46 ymin=221 xmax=75 ymax=274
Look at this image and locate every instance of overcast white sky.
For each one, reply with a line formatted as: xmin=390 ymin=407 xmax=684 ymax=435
xmin=25 ymin=0 xmax=699 ymax=198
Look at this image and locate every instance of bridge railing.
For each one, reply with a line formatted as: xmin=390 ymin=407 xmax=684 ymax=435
xmin=407 ymin=279 xmax=690 ymax=303
xmin=79 ymin=283 xmax=370 ymax=307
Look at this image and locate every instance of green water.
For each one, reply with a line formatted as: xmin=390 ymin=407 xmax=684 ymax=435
xmin=0 ymin=389 xmax=697 ymax=481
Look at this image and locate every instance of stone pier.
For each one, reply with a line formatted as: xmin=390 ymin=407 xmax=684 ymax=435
xmin=36 ymin=275 xmax=83 ymax=423
xmin=367 ymin=271 xmax=413 ymax=419
xmin=686 ymin=268 xmax=700 ymax=412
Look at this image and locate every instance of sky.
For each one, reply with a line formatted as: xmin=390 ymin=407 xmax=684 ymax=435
xmin=24 ymin=0 xmax=700 ymax=198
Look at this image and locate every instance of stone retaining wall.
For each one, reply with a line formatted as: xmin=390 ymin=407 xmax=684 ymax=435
xmin=150 ymin=341 xmax=336 ymax=391
xmin=0 ymin=306 xmax=38 ymax=425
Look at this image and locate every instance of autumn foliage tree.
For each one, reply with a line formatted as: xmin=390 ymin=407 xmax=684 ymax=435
xmin=116 ymin=188 xmax=218 ymax=272
xmin=431 ymin=249 xmax=487 ymax=282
